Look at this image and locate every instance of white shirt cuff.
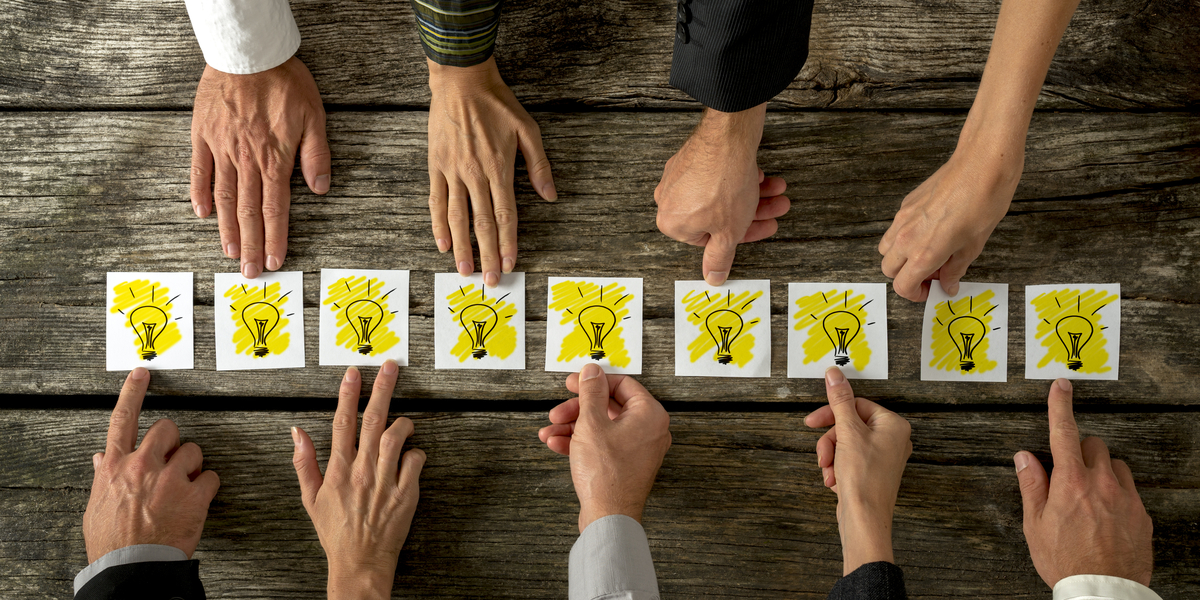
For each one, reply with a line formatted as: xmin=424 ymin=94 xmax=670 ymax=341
xmin=74 ymin=544 xmax=189 ymax=595
xmin=1053 ymin=574 xmax=1162 ymax=600
xmin=569 ymin=515 xmax=660 ymax=600
xmin=183 ymin=0 xmax=301 ymax=74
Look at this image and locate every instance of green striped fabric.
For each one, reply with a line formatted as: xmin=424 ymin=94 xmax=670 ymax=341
xmin=411 ymin=0 xmax=504 ymax=67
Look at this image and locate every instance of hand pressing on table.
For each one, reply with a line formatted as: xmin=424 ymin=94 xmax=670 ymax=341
xmin=427 ymin=57 xmax=556 ymax=287
xmin=84 ymin=368 xmax=221 ymax=563
xmin=538 ymin=363 xmax=672 ymax=533
xmin=191 ymin=56 xmax=330 ymax=279
xmin=1014 ymin=379 xmax=1156 ymax=591
xmin=805 ymin=366 xmax=912 ymax=576
xmin=654 ymin=104 xmax=790 ymax=286
xmin=291 ymin=362 xmax=426 ymax=600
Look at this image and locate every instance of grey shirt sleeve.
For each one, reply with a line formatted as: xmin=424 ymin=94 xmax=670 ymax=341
xmin=74 ymin=544 xmax=189 ymax=595
xmin=569 ymin=515 xmax=660 ymax=600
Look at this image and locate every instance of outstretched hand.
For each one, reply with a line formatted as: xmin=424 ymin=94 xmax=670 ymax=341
xmin=538 ymin=364 xmax=671 ymax=532
xmin=1014 ymin=379 xmax=1154 ymax=588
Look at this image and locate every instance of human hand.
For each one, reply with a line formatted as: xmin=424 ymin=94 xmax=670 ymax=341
xmin=83 ymin=368 xmax=220 ymax=562
xmin=878 ymin=131 xmax=1022 ymax=301
xmin=191 ymin=56 xmax=330 ymax=279
xmin=804 ymin=367 xmax=912 ymax=575
xmin=537 ymin=363 xmax=672 ymax=533
xmin=1014 ymin=379 xmax=1154 ymax=588
xmin=291 ymin=362 xmax=425 ymax=600
xmin=427 ymin=57 xmax=555 ymax=287
xmin=654 ymin=105 xmax=789 ymax=286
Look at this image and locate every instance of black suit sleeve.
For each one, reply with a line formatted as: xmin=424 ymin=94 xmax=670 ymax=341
xmin=828 ymin=561 xmax=908 ymax=600
xmin=75 ymin=561 xmax=206 ymax=600
xmin=669 ymin=0 xmax=816 ymax=112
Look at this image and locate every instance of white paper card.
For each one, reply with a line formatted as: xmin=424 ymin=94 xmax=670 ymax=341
xmin=787 ymin=283 xmax=887 ymax=379
xmin=434 ymin=273 xmax=525 ymax=370
xmin=1025 ymin=284 xmax=1120 ymax=380
xmin=675 ymin=280 xmax=771 ymax=378
xmin=319 ymin=269 xmax=409 ymax=367
xmin=106 ymin=272 xmax=194 ymax=371
xmin=545 ymin=277 xmax=643 ymax=374
xmin=214 ymin=272 xmax=305 ymax=370
xmin=920 ymin=281 xmax=1008 ymax=382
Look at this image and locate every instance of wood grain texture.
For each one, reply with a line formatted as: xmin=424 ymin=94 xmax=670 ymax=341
xmin=1 ymin=111 xmax=1197 ymax=403
xmin=0 ymin=409 xmax=1197 ymax=599
xmin=1 ymin=0 xmax=1196 ymax=110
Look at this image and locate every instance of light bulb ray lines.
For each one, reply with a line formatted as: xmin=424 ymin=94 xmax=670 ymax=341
xmin=325 ymin=276 xmax=402 ymax=357
xmin=111 ymin=279 xmax=182 ymax=361
xmin=1031 ymin=289 xmax=1117 ymax=374
xmin=551 ymin=281 xmax=634 ymax=368
xmin=226 ymin=282 xmax=291 ymax=358
xmin=928 ymin=291 xmax=999 ymax=374
xmin=683 ymin=288 xmax=764 ymax=367
xmin=792 ymin=289 xmax=873 ymax=370
xmin=447 ymin=283 xmax=519 ymax=362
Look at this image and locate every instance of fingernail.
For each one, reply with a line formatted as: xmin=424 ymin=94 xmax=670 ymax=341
xmin=315 ymin=174 xmax=330 ymax=194
xmin=92 ymin=454 xmax=101 ymax=470
xmin=382 ymin=360 xmax=398 ymax=376
xmin=1014 ymin=451 xmax=1030 ymax=474
xmin=226 ymin=243 xmax=239 ymax=259
xmin=825 ymin=366 xmax=845 ymax=386
xmin=542 ymin=182 xmax=557 ymax=201
xmin=291 ymin=426 xmax=301 ymax=447
xmin=436 ymin=239 xmax=450 ymax=253
xmin=485 ymin=271 xmax=499 ymax=288
xmin=266 ymin=255 xmax=281 ymax=271
xmin=1057 ymin=378 xmax=1072 ymax=392
xmin=502 ymin=257 xmax=515 ymax=274
xmin=581 ymin=363 xmax=603 ymax=381
xmin=344 ymin=367 xmax=360 ymax=383
xmin=458 ymin=261 xmax=472 ymax=276
xmin=130 ymin=367 xmax=148 ymax=381
xmin=242 ymin=262 xmax=260 ymax=279
xmin=193 ymin=202 xmax=203 ymax=218
xmin=705 ymin=271 xmax=728 ymax=286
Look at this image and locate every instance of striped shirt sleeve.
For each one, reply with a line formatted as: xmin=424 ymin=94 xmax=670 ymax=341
xmin=410 ymin=0 xmax=504 ymax=67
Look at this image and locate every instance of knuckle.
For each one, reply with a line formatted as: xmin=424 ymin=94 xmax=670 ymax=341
xmin=493 ymin=206 xmax=516 ymax=227
xmin=472 ymin=215 xmax=496 ymax=234
xmin=396 ymin=417 xmax=415 ymax=439
xmin=446 ymin=204 xmax=468 ymax=223
xmin=214 ymin=187 xmax=237 ymax=206
xmin=361 ymin=412 xmax=384 ymax=431
xmin=332 ymin=413 xmax=355 ymax=433
xmin=260 ymin=201 xmax=288 ymax=220
xmin=236 ymin=202 xmax=261 ymax=221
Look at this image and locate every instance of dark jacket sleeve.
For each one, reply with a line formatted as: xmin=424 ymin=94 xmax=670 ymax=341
xmin=669 ymin=0 xmax=815 ymax=112
xmin=411 ymin=0 xmax=505 ymax=67
xmin=75 ymin=560 xmax=206 ymax=600
xmin=828 ymin=561 xmax=908 ymax=600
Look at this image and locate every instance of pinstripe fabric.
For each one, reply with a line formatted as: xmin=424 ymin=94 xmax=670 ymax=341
xmin=411 ymin=0 xmax=504 ymax=66
xmin=669 ymin=0 xmax=815 ymax=113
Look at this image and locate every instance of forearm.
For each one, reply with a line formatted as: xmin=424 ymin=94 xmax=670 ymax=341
xmin=963 ymin=0 xmax=1081 ymax=147
xmin=839 ymin=507 xmax=895 ymax=576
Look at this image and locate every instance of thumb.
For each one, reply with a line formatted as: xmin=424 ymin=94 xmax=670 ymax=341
xmin=1014 ymin=450 xmax=1049 ymax=521
xmin=703 ymin=236 xmax=737 ymax=286
xmin=577 ymin=363 xmax=611 ymax=425
xmin=518 ymin=122 xmax=556 ymax=201
xmin=92 ymin=452 xmax=104 ymax=472
xmin=824 ymin=367 xmax=861 ymax=425
xmin=299 ymin=114 xmax=331 ymax=195
xmin=291 ymin=426 xmax=323 ymax=511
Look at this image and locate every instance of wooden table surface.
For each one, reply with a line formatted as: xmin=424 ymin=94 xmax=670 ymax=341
xmin=1 ymin=0 xmax=1197 ymax=598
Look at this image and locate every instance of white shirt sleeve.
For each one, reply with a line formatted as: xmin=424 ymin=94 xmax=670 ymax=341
xmin=183 ymin=0 xmax=301 ymax=74
xmin=569 ymin=515 xmax=660 ymax=600
xmin=1053 ymin=574 xmax=1163 ymax=600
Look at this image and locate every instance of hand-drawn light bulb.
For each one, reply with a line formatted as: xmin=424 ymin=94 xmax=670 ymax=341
xmin=241 ymin=301 xmax=280 ymax=357
xmin=821 ymin=311 xmax=861 ymax=367
xmin=129 ymin=305 xmax=168 ymax=361
xmin=1055 ymin=315 xmax=1094 ymax=371
xmin=346 ymin=299 xmax=385 ymax=355
xmin=947 ymin=316 xmax=987 ymax=372
xmin=459 ymin=303 xmax=499 ymax=359
xmin=578 ymin=305 xmax=617 ymax=360
xmin=705 ymin=309 xmax=745 ymax=365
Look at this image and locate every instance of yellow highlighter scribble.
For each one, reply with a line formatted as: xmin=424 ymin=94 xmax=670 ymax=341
xmin=323 ymin=276 xmax=401 ymax=356
xmin=1030 ymin=288 xmax=1117 ymax=373
xmin=682 ymin=288 xmax=764 ymax=367
xmin=549 ymin=280 xmax=634 ymax=368
xmin=929 ymin=290 xmax=1000 ymax=374
xmin=110 ymin=279 xmax=183 ymax=361
xmin=445 ymin=283 xmax=519 ymax=362
xmin=226 ymin=282 xmax=293 ymax=357
xmin=792 ymin=289 xmax=873 ymax=370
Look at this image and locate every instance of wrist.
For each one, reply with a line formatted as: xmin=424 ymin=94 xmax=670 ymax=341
xmin=578 ymin=503 xmax=644 ymax=534
xmin=427 ymin=57 xmax=502 ymax=94
xmin=327 ymin=564 xmax=394 ymax=600
xmin=696 ymin=104 xmax=766 ymax=149
xmin=837 ymin=501 xmax=895 ymax=576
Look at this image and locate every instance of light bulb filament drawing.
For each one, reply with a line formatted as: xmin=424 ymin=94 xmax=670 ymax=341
xmin=705 ymin=309 xmax=744 ymax=365
xmin=241 ymin=301 xmax=280 ymax=357
xmin=821 ymin=311 xmax=861 ymax=367
xmin=346 ymin=299 xmax=385 ymax=355
xmin=947 ymin=316 xmax=987 ymax=372
xmin=459 ymin=303 xmax=499 ymax=359
xmin=129 ymin=305 xmax=168 ymax=360
xmin=1055 ymin=315 xmax=1094 ymax=371
xmin=578 ymin=305 xmax=617 ymax=360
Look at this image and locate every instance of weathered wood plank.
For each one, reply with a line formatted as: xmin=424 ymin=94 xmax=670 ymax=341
xmin=1 ymin=410 xmax=1197 ymax=598
xmin=1 ymin=111 xmax=1197 ymax=402
xmin=1 ymin=0 xmax=1196 ymax=110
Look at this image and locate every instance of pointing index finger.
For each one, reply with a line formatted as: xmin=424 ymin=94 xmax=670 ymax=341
xmin=107 ymin=368 xmax=149 ymax=458
xmin=1047 ymin=378 xmax=1084 ymax=468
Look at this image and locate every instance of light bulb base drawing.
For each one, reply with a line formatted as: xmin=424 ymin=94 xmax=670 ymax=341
xmin=1068 ymin=360 xmax=1082 ymax=371
xmin=254 ymin=346 xmax=270 ymax=357
xmin=472 ymin=348 xmax=488 ymax=359
xmin=834 ymin=354 xmax=849 ymax=367
xmin=717 ymin=353 xmax=733 ymax=365
xmin=357 ymin=344 xmax=372 ymax=355
xmin=959 ymin=360 xmax=975 ymax=372
xmin=590 ymin=350 xmax=606 ymax=360
xmin=140 ymin=350 xmax=157 ymax=361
